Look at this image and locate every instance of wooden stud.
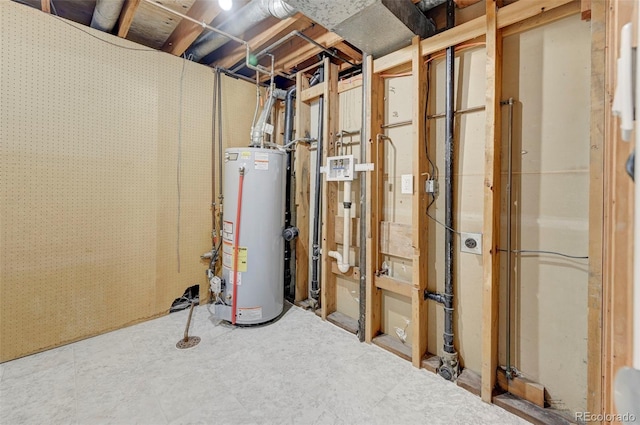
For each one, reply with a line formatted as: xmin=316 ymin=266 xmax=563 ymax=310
xmin=294 ymin=71 xmax=311 ymax=303
xmin=41 ymin=0 xmax=50 ymax=13
xmin=410 ymin=36 xmax=428 ymax=368
xmin=162 ymin=0 xmax=223 ymax=56
xmin=598 ymin=0 xmax=636 ymax=418
xmin=320 ymin=59 xmax=339 ymax=320
xmin=365 ymin=55 xmax=383 ymax=343
xmin=117 ymin=0 xmax=142 ymax=38
xmin=481 ymin=0 xmax=502 ymax=403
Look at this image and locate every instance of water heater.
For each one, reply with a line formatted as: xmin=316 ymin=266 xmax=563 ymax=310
xmin=218 ymin=147 xmax=286 ymax=325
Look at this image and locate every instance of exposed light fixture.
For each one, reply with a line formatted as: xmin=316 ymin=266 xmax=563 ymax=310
xmin=218 ymin=0 xmax=232 ymax=11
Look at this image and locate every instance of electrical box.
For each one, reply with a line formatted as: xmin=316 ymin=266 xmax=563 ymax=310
xmin=460 ymin=232 xmax=482 ymax=255
xmin=325 ymin=155 xmax=356 ymax=181
xmin=401 ymin=174 xmax=413 ymax=194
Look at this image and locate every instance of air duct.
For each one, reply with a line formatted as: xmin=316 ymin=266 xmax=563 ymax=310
xmin=186 ymin=0 xmax=296 ymax=62
xmin=283 ymin=0 xmax=435 ymax=57
xmin=90 ymin=0 xmax=126 ymax=33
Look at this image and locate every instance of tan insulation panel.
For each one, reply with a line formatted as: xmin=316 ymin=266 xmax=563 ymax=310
xmin=0 ymin=2 xmax=223 ymax=362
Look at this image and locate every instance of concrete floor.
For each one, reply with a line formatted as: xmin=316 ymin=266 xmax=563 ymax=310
xmin=0 ymin=304 xmax=529 ymax=425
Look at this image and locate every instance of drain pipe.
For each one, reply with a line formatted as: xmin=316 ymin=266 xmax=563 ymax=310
xmin=328 ymin=181 xmax=352 ymax=273
xmin=439 ymin=0 xmax=459 ymax=381
xmin=310 ymin=68 xmax=325 ymax=300
xmin=358 ymin=53 xmax=369 ymax=342
xmin=283 ymin=87 xmax=296 ymax=300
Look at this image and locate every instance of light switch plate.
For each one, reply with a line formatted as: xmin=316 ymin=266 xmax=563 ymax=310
xmin=460 ymin=232 xmax=482 ymax=255
xmin=401 ymin=174 xmax=413 ymax=194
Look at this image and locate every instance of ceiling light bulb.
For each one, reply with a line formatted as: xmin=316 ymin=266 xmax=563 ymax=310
xmin=218 ymin=0 xmax=232 ymax=11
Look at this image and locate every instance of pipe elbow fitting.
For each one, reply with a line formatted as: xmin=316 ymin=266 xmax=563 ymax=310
xmin=328 ymin=251 xmax=351 ymax=273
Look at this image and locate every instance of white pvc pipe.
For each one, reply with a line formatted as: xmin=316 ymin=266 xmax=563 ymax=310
xmin=329 ymin=181 xmax=352 ymax=273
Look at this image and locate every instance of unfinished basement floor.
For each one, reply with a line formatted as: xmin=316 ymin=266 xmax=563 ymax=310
xmin=0 ymin=304 xmax=528 ymax=425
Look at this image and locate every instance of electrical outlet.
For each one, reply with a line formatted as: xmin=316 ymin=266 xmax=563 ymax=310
xmin=401 ymin=174 xmax=413 ymax=194
xmin=460 ymin=232 xmax=482 ymax=255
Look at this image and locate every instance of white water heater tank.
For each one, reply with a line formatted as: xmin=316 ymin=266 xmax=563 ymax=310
xmin=220 ymin=147 xmax=286 ymax=324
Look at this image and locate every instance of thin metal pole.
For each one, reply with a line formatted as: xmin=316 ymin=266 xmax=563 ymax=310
xmin=504 ymin=97 xmax=515 ymax=378
xmin=183 ymin=302 xmax=196 ymax=342
xmin=358 ymin=53 xmax=369 ymax=342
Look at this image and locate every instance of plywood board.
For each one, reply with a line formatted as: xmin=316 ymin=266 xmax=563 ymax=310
xmin=0 ymin=3 xmax=221 ymax=361
xmin=379 ymin=221 xmax=413 ymax=259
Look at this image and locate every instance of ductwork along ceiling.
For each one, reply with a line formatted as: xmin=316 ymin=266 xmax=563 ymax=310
xmin=13 ymin=0 xmax=482 ymax=78
xmin=283 ymin=0 xmax=437 ymax=57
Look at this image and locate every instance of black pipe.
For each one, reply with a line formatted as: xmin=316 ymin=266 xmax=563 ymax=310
xmin=309 ymin=68 xmax=324 ymax=300
xmin=443 ymin=0 xmax=456 ymax=357
xmin=283 ymin=87 xmax=296 ymax=302
xmin=358 ymin=53 xmax=369 ymax=342
xmin=425 ymin=291 xmax=446 ymax=305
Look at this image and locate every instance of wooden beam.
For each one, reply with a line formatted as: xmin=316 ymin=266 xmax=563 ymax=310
xmin=497 ymin=0 xmax=573 ymax=28
xmin=375 ymin=275 xmax=412 ymax=298
xmin=580 ymin=0 xmax=591 ymax=20
xmin=41 ymin=0 xmax=50 ymax=13
xmin=162 ymin=0 xmax=222 ymax=56
xmin=337 ymin=75 xmax=363 ymax=93
xmin=320 ymin=59 xmax=339 ymax=320
xmin=117 ymin=0 xmax=142 ymax=38
xmin=282 ymin=31 xmax=343 ymax=72
xmin=501 ymin=1 xmax=580 ymax=38
xmin=294 ymin=71 xmax=311 ymax=303
xmin=300 ymin=83 xmax=325 ymax=103
xmin=213 ymin=14 xmax=313 ymax=69
xmin=410 ymin=36 xmax=428 ymax=368
xmin=331 ymin=263 xmax=360 ymax=281
xmin=365 ymin=54 xmax=384 ymax=343
xmin=496 ymin=369 xmax=545 ymax=408
xmin=481 ymin=0 xmax=502 ymax=403
xmin=373 ymin=0 xmax=574 ymax=74
xmin=334 ymin=41 xmax=363 ymax=62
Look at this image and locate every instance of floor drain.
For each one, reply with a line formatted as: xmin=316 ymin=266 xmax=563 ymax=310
xmin=176 ymin=302 xmax=200 ymax=350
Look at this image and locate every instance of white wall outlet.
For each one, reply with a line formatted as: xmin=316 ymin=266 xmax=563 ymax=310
xmin=460 ymin=232 xmax=482 ymax=255
xmin=401 ymin=174 xmax=413 ymax=194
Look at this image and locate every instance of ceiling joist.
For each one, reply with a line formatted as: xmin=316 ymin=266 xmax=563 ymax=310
xmin=117 ymin=0 xmax=142 ymax=38
xmin=212 ymin=13 xmax=314 ymax=70
xmin=162 ymin=0 xmax=223 ymax=56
